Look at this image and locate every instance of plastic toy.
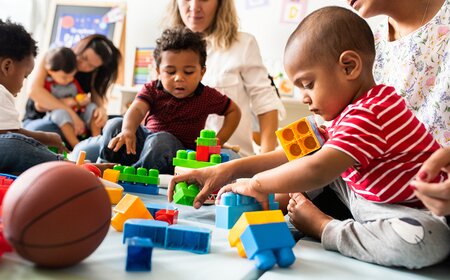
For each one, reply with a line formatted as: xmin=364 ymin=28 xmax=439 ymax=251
xmin=0 ymin=173 xmax=16 ymax=207
xmin=172 ymin=149 xmax=220 ymax=169
xmin=113 ymin=165 xmax=160 ymax=195
xmin=111 ymin=194 xmax=153 ymax=232
xmin=99 ymin=177 xmax=124 ymax=204
xmin=172 ymin=182 xmax=200 ymax=206
xmin=0 ymin=222 xmax=13 ymax=257
xmin=123 ymin=219 xmax=211 ymax=254
xmin=145 ymin=203 xmax=177 ymax=218
xmin=215 ymin=193 xmax=279 ymax=229
xmin=155 ymin=209 xmax=179 ymax=225
xmin=2 ymin=161 xmax=111 ymax=268
xmin=228 ymin=210 xmax=295 ymax=270
xmin=275 ymin=115 xmax=325 ymax=161
xmin=125 ymin=237 xmax=153 ymax=272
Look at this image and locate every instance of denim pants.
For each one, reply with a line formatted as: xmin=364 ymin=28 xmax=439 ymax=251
xmin=0 ymin=132 xmax=64 ymax=174
xmin=98 ymin=118 xmax=185 ymax=174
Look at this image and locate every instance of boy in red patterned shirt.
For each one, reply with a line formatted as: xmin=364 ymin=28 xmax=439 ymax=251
xmin=169 ymin=7 xmax=449 ymax=268
xmin=99 ymin=27 xmax=241 ymax=174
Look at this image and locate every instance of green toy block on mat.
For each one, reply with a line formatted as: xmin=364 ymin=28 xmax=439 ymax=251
xmin=173 ymin=182 xmax=200 ymax=206
xmin=172 ymin=150 xmax=218 ymax=169
xmin=113 ymin=165 xmax=160 ymax=185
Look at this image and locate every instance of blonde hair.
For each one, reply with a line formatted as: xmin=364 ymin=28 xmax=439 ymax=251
xmin=164 ymin=0 xmax=239 ymax=50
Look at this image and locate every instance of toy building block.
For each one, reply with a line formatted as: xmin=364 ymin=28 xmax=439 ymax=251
xmin=240 ymin=222 xmax=295 ymax=270
xmin=155 ymin=209 xmax=178 ymax=225
xmin=82 ymin=163 xmax=101 ymax=177
xmin=173 ymin=182 xmax=200 ymax=206
xmin=123 ymin=219 xmax=169 ymax=247
xmin=196 ymin=129 xmax=218 ymax=146
xmin=99 ymin=177 xmax=124 ymax=205
xmin=0 ymin=223 xmax=13 ymax=256
xmin=145 ymin=203 xmax=177 ymax=218
xmin=275 ymin=115 xmax=325 ymax=161
xmin=228 ymin=210 xmax=285 ymax=258
xmin=125 ymin=237 xmax=153 ymax=272
xmin=165 ymin=224 xmax=211 ymax=254
xmin=196 ymin=145 xmax=221 ymax=162
xmin=0 ymin=173 xmax=16 ymax=207
xmin=111 ymin=194 xmax=153 ymax=232
xmin=113 ymin=165 xmax=160 ymax=195
xmin=215 ymin=193 xmax=279 ymax=229
xmin=173 ymin=150 xmax=219 ymax=169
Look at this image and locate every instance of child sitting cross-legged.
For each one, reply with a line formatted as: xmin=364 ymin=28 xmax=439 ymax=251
xmin=169 ymin=7 xmax=450 ymax=269
xmin=98 ymin=27 xmax=241 ymax=174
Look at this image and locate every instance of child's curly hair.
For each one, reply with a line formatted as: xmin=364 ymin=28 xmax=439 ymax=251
xmin=153 ymin=27 xmax=207 ymax=68
xmin=0 ymin=19 xmax=37 ymax=61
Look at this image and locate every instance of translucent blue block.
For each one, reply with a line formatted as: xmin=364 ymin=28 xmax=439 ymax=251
xmin=165 ymin=224 xmax=211 ymax=254
xmin=123 ymin=219 xmax=169 ymax=247
xmin=126 ymin=237 xmax=153 ymax=272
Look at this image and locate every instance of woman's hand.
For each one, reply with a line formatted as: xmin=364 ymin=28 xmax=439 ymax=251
xmin=92 ymin=107 xmax=108 ymax=128
xmin=216 ymin=177 xmax=270 ymax=210
xmin=168 ymin=165 xmax=233 ymax=209
xmin=107 ymin=129 xmax=137 ymax=155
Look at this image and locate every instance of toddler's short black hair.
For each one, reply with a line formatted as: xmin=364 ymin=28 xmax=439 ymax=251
xmin=0 ymin=19 xmax=37 ymax=61
xmin=46 ymin=47 xmax=77 ymax=73
xmin=153 ymin=27 xmax=207 ymax=68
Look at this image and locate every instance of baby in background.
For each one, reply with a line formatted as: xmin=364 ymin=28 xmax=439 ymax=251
xmin=43 ymin=47 xmax=101 ymax=148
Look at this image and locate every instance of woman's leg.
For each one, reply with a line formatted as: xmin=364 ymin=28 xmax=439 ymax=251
xmin=0 ymin=133 xmax=64 ymax=175
xmin=23 ymin=118 xmax=62 ymax=136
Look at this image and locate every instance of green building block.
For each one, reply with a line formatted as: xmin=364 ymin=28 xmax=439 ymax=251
xmin=173 ymin=182 xmax=200 ymax=206
xmin=172 ymin=150 xmax=218 ymax=169
xmin=113 ymin=165 xmax=160 ymax=185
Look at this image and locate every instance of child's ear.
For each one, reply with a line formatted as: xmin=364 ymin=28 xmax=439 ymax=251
xmin=200 ymin=66 xmax=206 ymax=77
xmin=0 ymin=58 xmax=13 ymax=76
xmin=338 ymin=50 xmax=362 ymax=80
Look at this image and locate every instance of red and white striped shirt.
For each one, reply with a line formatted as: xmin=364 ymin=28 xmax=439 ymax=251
xmin=324 ymin=85 xmax=445 ymax=204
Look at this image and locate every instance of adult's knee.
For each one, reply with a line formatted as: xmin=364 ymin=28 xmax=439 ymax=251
xmin=102 ymin=117 xmax=123 ymax=138
xmin=23 ymin=119 xmax=62 ymax=135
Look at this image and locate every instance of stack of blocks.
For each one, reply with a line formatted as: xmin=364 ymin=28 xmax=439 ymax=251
xmin=228 ymin=210 xmax=296 ymax=271
xmin=276 ymin=115 xmax=325 ymax=161
xmin=123 ymin=219 xmax=211 ymax=254
xmin=109 ymin=165 xmax=160 ymax=195
xmin=215 ymin=193 xmax=279 ymax=229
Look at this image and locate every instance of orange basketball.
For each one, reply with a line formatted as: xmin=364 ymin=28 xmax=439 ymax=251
xmin=1 ymin=161 xmax=111 ymax=268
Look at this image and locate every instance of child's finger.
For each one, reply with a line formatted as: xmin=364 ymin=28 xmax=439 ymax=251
xmin=412 ymin=180 xmax=450 ymax=199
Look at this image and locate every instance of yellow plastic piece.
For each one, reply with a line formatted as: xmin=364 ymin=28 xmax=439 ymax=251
xmin=275 ymin=116 xmax=323 ymax=161
xmin=111 ymin=194 xmax=153 ymax=231
xmin=228 ymin=210 xmax=285 ymax=257
xmin=103 ymin=168 xmax=121 ymax=183
xmin=105 ymin=187 xmax=123 ymax=204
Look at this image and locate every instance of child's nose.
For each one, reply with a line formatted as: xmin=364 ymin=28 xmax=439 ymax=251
xmin=174 ymin=74 xmax=184 ymax=82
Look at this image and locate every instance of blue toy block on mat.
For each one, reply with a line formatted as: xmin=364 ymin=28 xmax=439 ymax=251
xmin=120 ymin=182 xmax=159 ymax=195
xmin=165 ymin=224 xmax=211 ymax=254
xmin=123 ymin=219 xmax=169 ymax=247
xmin=215 ymin=193 xmax=279 ymax=229
xmin=126 ymin=237 xmax=153 ymax=272
xmin=145 ymin=203 xmax=177 ymax=218
xmin=240 ymin=222 xmax=295 ymax=271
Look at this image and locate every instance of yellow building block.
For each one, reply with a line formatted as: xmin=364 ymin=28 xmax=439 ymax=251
xmin=103 ymin=168 xmax=121 ymax=183
xmin=275 ymin=115 xmax=325 ymax=161
xmin=111 ymin=194 xmax=153 ymax=231
xmin=228 ymin=210 xmax=285 ymax=257
xmin=99 ymin=177 xmax=124 ymax=204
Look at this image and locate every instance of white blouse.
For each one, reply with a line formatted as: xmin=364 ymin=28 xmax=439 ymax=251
xmin=373 ymin=0 xmax=450 ymax=146
xmin=203 ymin=32 xmax=286 ymax=156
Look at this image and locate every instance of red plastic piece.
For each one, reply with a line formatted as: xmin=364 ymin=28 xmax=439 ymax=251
xmin=155 ymin=209 xmax=179 ymax=225
xmin=0 ymin=176 xmax=14 ymax=206
xmin=82 ymin=163 xmax=102 ymax=177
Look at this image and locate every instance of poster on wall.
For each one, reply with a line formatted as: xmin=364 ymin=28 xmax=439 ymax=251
xmin=281 ymin=0 xmax=307 ymax=23
xmin=246 ymin=0 xmax=269 ymax=9
xmin=45 ymin=0 xmax=125 ymax=49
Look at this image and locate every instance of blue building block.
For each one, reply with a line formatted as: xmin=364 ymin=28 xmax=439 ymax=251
xmin=165 ymin=224 xmax=211 ymax=254
xmin=220 ymin=153 xmax=230 ymax=163
xmin=119 ymin=182 xmax=159 ymax=195
xmin=240 ymin=222 xmax=295 ymax=271
xmin=215 ymin=193 xmax=279 ymax=229
xmin=145 ymin=203 xmax=177 ymax=218
xmin=125 ymin=237 xmax=153 ymax=272
xmin=123 ymin=219 xmax=169 ymax=247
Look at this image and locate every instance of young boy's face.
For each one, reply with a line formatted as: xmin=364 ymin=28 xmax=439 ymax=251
xmin=47 ymin=69 xmax=76 ymax=86
xmin=0 ymin=54 xmax=34 ymax=97
xmin=284 ymin=44 xmax=356 ymax=121
xmin=157 ymin=49 xmax=206 ymax=99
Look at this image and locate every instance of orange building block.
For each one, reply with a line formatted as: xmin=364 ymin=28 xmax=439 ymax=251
xmin=275 ymin=115 xmax=325 ymax=161
xmin=111 ymin=194 xmax=153 ymax=231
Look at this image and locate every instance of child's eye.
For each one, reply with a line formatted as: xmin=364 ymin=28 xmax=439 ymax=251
xmin=303 ymin=82 xmax=314 ymax=90
xmin=184 ymin=71 xmax=194 ymax=75
xmin=165 ymin=71 xmax=175 ymax=75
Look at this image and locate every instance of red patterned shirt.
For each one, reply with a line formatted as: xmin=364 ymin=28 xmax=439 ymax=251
xmin=136 ymin=80 xmax=231 ymax=149
xmin=324 ymin=85 xmax=445 ymax=205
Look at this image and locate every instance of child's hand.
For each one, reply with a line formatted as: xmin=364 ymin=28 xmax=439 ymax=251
xmin=45 ymin=132 xmax=69 ymax=154
xmin=77 ymin=93 xmax=91 ymax=107
xmin=92 ymin=107 xmax=108 ymax=128
xmin=61 ymin=97 xmax=78 ymax=107
xmin=318 ymin=125 xmax=329 ymax=141
xmin=216 ymin=178 xmax=270 ymax=210
xmin=108 ymin=130 xmax=137 ymax=154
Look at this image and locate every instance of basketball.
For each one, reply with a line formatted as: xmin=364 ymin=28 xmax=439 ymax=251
xmin=1 ymin=161 xmax=111 ymax=268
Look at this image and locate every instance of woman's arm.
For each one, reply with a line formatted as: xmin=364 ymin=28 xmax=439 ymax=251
xmin=258 ymin=110 xmax=278 ymax=153
xmin=216 ymin=100 xmax=241 ymax=146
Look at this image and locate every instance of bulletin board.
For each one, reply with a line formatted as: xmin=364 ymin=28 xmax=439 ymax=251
xmin=44 ymin=0 xmax=125 ymax=49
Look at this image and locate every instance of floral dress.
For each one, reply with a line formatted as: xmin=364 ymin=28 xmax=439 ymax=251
xmin=373 ymin=0 xmax=450 ymax=146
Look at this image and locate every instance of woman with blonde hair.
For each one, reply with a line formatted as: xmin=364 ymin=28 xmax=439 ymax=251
xmin=164 ymin=0 xmax=285 ymax=157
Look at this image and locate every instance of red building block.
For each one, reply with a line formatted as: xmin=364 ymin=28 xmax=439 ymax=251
xmin=155 ymin=209 xmax=179 ymax=225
